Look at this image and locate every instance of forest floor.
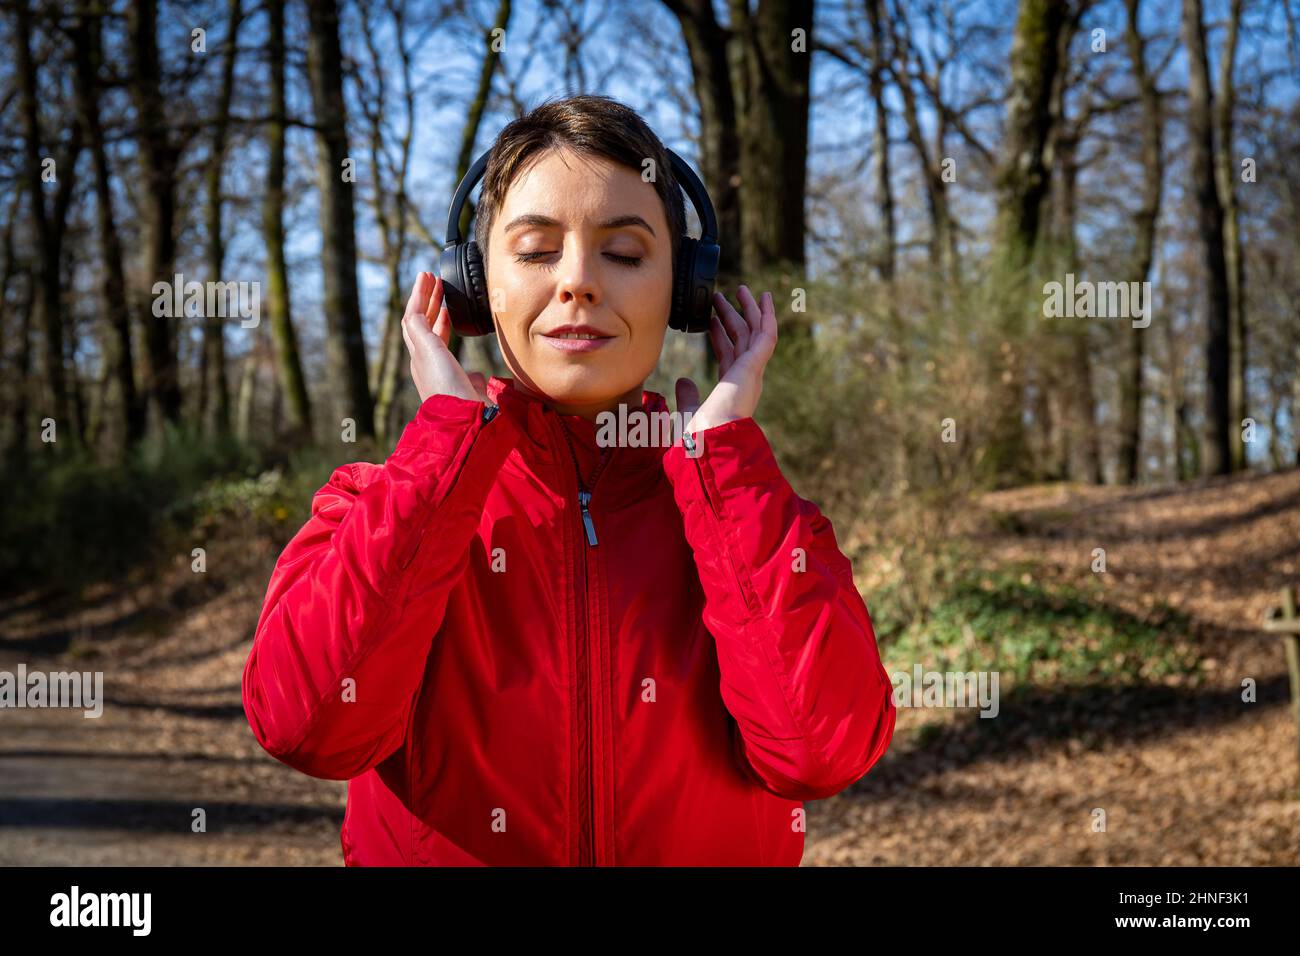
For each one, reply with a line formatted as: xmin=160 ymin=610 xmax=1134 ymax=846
xmin=2 ymin=468 xmax=1299 ymax=866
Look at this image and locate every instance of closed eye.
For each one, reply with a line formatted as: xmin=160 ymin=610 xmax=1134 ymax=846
xmin=514 ymin=251 xmax=643 ymax=268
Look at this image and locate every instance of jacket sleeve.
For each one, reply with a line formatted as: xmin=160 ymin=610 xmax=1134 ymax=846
xmin=661 ymin=417 xmax=897 ymax=801
xmin=241 ymin=393 xmax=520 ymax=781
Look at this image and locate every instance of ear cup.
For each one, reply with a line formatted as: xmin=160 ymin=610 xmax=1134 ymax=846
xmin=670 ymin=235 xmax=721 ymax=333
xmin=462 ymin=241 xmax=493 ymax=336
xmin=438 ymin=240 xmax=494 ymax=336
xmin=669 ymin=236 xmax=697 ymax=332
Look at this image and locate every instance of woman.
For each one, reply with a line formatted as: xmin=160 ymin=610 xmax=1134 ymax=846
xmin=241 ymin=94 xmax=895 ymax=866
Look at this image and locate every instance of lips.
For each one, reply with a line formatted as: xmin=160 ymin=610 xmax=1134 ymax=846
xmin=541 ymin=324 xmax=614 ymax=340
xmin=539 ymin=324 xmax=616 ymax=354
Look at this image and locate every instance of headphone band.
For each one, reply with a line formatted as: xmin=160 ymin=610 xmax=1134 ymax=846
xmin=443 ymin=146 xmax=718 ymax=248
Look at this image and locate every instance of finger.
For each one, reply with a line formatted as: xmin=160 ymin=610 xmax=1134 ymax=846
xmin=405 ymin=274 xmax=437 ymax=346
xmin=407 ymin=271 xmax=433 ymax=324
xmin=717 ymin=288 xmax=749 ymax=354
xmin=430 ymin=302 xmax=453 ymax=348
xmin=401 ymin=318 xmax=417 ymax=382
xmin=404 ymin=274 xmax=423 ymax=317
xmin=675 ymin=377 xmax=701 ymax=418
xmin=709 ymin=311 xmax=735 ymax=376
xmin=424 ymin=275 xmax=444 ymax=328
xmin=735 ymin=284 xmax=761 ymax=349
xmin=755 ymin=290 xmax=778 ymax=361
xmin=710 ymin=292 xmax=738 ymax=350
xmin=468 ymin=370 xmax=487 ymax=399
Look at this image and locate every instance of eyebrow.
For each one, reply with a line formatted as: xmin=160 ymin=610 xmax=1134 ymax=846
xmin=502 ymin=213 xmax=656 ymax=237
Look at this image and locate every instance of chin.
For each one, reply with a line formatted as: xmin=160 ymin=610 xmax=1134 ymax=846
xmin=534 ymin=361 xmax=640 ymax=408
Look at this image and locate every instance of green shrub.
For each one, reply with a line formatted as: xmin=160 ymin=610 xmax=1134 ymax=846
xmin=0 ymin=423 xmax=258 ymax=594
xmin=875 ymin=559 xmax=1201 ymax=687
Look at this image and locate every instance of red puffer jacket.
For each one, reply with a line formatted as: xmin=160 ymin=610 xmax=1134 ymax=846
xmin=242 ymin=375 xmax=895 ymax=866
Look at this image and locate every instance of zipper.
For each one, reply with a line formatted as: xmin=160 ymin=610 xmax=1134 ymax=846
xmin=558 ymin=417 xmax=611 ymax=546
xmin=555 ymin=415 xmax=611 ymax=865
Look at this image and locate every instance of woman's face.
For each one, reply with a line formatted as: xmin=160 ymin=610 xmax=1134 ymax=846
xmin=485 ymin=146 xmax=674 ymax=418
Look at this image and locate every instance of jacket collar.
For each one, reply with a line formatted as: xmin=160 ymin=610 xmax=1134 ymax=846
xmin=487 ymin=375 xmax=673 ymax=492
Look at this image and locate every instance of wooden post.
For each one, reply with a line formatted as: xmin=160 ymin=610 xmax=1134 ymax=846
xmin=1263 ymin=587 xmax=1300 ymax=800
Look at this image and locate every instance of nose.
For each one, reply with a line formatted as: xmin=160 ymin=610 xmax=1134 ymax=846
xmin=556 ymin=239 xmax=601 ymax=308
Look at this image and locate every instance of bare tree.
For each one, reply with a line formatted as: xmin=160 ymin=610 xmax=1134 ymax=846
xmin=993 ymin=0 xmax=1068 ymax=269
xmin=1182 ymin=0 xmax=1232 ymax=476
xmin=1042 ymin=8 xmax=1101 ymax=484
xmin=260 ymin=0 xmax=312 ymax=441
xmin=306 ymin=0 xmax=374 ymax=438
xmin=865 ymin=0 xmax=895 ymax=290
xmin=726 ymin=0 xmax=813 ymax=286
xmin=1 ymin=188 xmax=33 ymax=460
xmin=71 ymin=5 xmax=142 ymax=457
xmin=886 ymin=0 xmax=961 ymax=282
xmin=1214 ymin=0 xmax=1246 ymax=469
xmin=1116 ymin=0 xmax=1165 ymax=483
xmin=129 ymin=0 xmax=183 ymax=432
xmin=661 ymin=0 xmax=741 ymax=282
xmin=199 ymin=0 xmax=243 ymax=437
xmin=14 ymin=0 xmax=84 ymax=445
xmin=988 ymin=0 xmax=1069 ymax=481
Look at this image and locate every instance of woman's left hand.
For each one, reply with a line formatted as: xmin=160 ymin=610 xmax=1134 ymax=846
xmin=675 ymin=285 xmax=778 ymax=435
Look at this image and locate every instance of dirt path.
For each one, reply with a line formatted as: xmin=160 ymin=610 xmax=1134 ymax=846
xmin=0 ymin=567 xmax=343 ymax=865
xmin=3 ymin=470 xmax=1299 ymax=865
xmin=807 ymin=468 xmax=1300 ymax=865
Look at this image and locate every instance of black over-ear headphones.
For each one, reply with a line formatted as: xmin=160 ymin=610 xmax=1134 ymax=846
xmin=438 ymin=146 xmax=721 ymax=336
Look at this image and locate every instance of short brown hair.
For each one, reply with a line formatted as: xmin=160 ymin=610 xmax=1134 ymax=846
xmin=473 ymin=94 xmax=688 ymax=278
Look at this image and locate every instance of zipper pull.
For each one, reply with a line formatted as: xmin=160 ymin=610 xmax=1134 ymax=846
xmin=578 ymin=490 xmax=598 ymax=546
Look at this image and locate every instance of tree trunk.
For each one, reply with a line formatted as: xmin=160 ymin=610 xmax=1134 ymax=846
xmin=888 ymin=6 xmax=954 ymax=282
xmin=263 ymin=0 xmax=312 ymax=441
xmin=865 ymin=0 xmax=896 ymax=289
xmin=129 ymin=0 xmax=183 ymax=432
xmin=726 ymin=0 xmax=812 ymax=296
xmin=662 ymin=0 xmax=741 ymax=280
xmin=12 ymin=275 xmax=34 ymax=459
xmin=72 ymin=10 xmax=143 ymax=459
xmin=1056 ymin=126 xmax=1100 ymax=484
xmin=235 ymin=322 xmax=264 ymax=443
xmin=994 ymin=0 xmax=1068 ymax=271
xmin=306 ymin=0 xmax=374 ymax=438
xmin=1 ymin=193 xmax=28 ymax=460
xmin=1214 ymin=0 xmax=1245 ymax=470
xmin=661 ymin=0 xmax=741 ymax=380
xmin=1162 ymin=316 xmax=1188 ymax=480
xmin=1116 ymin=0 xmax=1164 ymax=484
xmin=200 ymin=0 xmax=242 ymax=437
xmin=988 ymin=0 xmax=1068 ymax=484
xmin=14 ymin=0 xmax=81 ymax=444
xmin=1182 ymin=0 xmax=1232 ymax=476
xmin=1041 ymin=12 xmax=1098 ymax=484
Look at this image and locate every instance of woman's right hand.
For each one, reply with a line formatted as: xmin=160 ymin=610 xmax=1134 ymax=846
xmin=401 ymin=271 xmax=489 ymax=404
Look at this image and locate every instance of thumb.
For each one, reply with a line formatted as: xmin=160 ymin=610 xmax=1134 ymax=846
xmin=467 ymin=370 xmax=488 ymax=401
xmin=675 ymin=377 xmax=701 ymax=419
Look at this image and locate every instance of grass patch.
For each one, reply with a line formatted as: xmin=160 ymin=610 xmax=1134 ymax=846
xmin=871 ymin=559 xmax=1200 ymax=687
